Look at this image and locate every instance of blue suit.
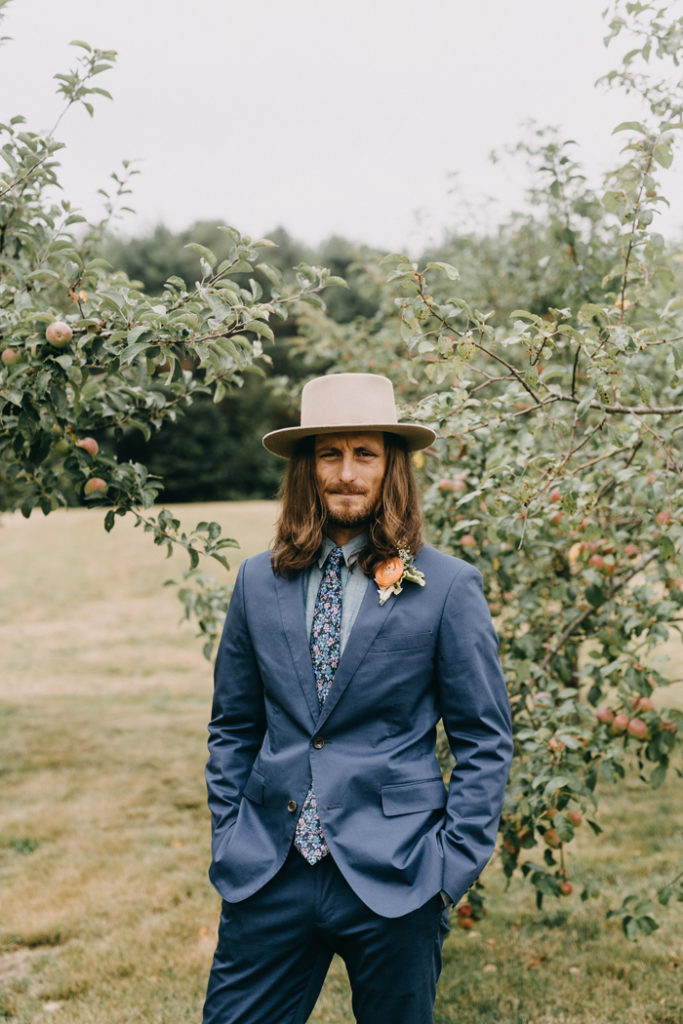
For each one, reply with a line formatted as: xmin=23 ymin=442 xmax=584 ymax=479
xmin=206 ymin=544 xmax=513 ymax=918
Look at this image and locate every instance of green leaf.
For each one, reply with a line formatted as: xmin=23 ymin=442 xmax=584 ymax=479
xmin=322 ymin=275 xmax=348 ymax=289
xmin=424 ymin=261 xmax=460 ymax=281
xmin=657 ymin=535 xmax=675 ymax=559
xmin=545 ymin=776 xmax=572 ymax=796
xmin=127 ymin=324 xmax=150 ymax=344
xmin=120 ymin=341 xmax=154 ymax=364
xmin=612 ymin=121 xmax=647 ymax=134
xmin=653 ymin=143 xmax=673 ymax=168
xmin=509 ymin=309 xmax=539 ymax=321
xmin=210 ymin=553 xmax=230 ymax=571
xmin=247 ymin=319 xmax=275 ymax=344
xmin=184 ymin=243 xmax=217 ymax=269
xmin=602 ymin=190 xmax=625 ymax=214
xmin=585 ymin=584 xmax=605 ymax=608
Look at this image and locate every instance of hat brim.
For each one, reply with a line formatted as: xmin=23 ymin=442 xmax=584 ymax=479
xmin=262 ymin=422 xmax=437 ymax=459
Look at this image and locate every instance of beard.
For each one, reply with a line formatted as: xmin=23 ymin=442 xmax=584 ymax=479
xmin=322 ymin=489 xmax=378 ymax=530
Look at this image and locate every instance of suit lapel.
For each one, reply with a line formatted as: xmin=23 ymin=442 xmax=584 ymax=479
xmin=274 ymin=571 xmax=319 ymax=726
xmin=315 ymin=575 xmax=395 ymax=729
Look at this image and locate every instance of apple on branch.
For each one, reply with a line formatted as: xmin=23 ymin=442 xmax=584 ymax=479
xmin=45 ymin=321 xmax=73 ymax=347
xmin=77 ymin=437 xmax=99 ymax=457
xmin=83 ymin=477 xmax=107 ymax=497
xmin=1 ymin=347 xmax=21 ymax=366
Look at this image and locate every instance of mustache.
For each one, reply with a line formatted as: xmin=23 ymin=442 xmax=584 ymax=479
xmin=327 ymin=487 xmax=367 ymax=495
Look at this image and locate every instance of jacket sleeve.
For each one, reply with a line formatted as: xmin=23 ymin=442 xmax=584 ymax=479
xmin=205 ymin=560 xmax=267 ymax=859
xmin=437 ymin=561 xmax=513 ymax=904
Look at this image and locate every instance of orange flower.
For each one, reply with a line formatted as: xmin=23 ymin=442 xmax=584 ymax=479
xmin=374 ymin=557 xmax=405 ymax=589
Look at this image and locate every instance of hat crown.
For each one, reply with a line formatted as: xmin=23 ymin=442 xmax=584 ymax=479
xmin=261 ymin=371 xmax=436 ymax=458
xmin=300 ymin=373 xmax=398 ymax=429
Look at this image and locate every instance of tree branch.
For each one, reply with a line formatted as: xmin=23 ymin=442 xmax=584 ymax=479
xmin=539 ymin=550 xmax=660 ymax=670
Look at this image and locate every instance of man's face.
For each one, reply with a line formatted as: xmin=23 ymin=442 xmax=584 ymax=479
xmin=314 ymin=432 xmax=387 ymax=536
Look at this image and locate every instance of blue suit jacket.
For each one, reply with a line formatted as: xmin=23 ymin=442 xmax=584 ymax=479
xmin=206 ymin=544 xmax=513 ymax=918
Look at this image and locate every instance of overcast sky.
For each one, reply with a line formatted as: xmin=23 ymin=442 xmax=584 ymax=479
xmin=1 ymin=0 xmax=681 ymax=252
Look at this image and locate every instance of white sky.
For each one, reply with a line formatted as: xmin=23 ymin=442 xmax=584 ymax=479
xmin=1 ymin=0 xmax=681 ymax=252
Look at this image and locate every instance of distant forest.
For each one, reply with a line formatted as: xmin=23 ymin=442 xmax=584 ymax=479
xmin=103 ymin=215 xmax=569 ymax=503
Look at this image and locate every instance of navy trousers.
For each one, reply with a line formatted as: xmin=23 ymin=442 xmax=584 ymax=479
xmin=203 ymin=847 xmax=450 ymax=1024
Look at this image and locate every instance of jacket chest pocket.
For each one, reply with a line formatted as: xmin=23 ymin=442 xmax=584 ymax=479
xmin=368 ymin=630 xmax=433 ymax=654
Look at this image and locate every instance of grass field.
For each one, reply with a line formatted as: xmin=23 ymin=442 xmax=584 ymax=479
xmin=0 ymin=503 xmax=681 ymax=1023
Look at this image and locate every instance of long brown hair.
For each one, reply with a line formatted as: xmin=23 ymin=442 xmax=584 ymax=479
xmin=271 ymin=433 xmax=424 ymax=578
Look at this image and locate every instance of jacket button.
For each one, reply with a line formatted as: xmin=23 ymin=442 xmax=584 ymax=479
xmin=287 ymin=800 xmax=297 ymax=813
xmin=313 ymin=737 xmax=325 ymax=749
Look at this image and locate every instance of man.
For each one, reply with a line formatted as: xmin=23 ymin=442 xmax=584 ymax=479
xmin=203 ymin=372 xmax=513 ymax=1024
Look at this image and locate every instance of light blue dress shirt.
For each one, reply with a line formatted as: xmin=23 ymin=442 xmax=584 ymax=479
xmin=304 ymin=533 xmax=370 ymax=653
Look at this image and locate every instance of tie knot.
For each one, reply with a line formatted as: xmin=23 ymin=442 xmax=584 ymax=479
xmin=326 ymin=547 xmax=344 ymax=572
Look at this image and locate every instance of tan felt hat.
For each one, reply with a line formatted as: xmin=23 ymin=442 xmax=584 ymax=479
xmin=262 ymin=373 xmax=437 ymax=458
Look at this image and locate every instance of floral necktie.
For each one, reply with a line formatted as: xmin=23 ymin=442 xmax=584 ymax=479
xmin=293 ymin=546 xmax=344 ymax=864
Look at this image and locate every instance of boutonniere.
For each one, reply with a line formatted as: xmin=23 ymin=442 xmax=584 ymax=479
xmin=374 ymin=546 xmax=426 ymax=605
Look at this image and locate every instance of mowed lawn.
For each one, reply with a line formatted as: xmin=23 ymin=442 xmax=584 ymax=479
xmin=0 ymin=503 xmax=681 ymax=1024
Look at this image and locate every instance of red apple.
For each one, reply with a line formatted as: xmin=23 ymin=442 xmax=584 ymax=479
xmin=630 ymin=696 xmax=655 ymax=712
xmin=549 ymin=488 xmax=562 ymax=503
xmin=457 ymin=903 xmax=473 ymax=918
xmin=457 ymin=916 xmax=475 ymax=930
xmin=567 ymin=811 xmax=582 ymax=826
xmin=460 ymin=534 xmax=477 ymax=547
xmin=595 ymin=706 xmax=615 ymax=724
xmin=560 ymin=880 xmax=573 ymax=895
xmin=543 ymin=828 xmax=561 ymax=848
xmin=45 ymin=321 xmax=73 ymax=347
xmin=656 ymin=509 xmax=673 ymax=526
xmin=77 ymin=437 xmax=99 ymax=457
xmin=439 ymin=473 xmax=467 ymax=493
xmin=611 ymin=713 xmax=630 ymax=734
xmin=83 ymin=477 xmax=107 ymax=496
xmin=627 ymin=718 xmax=648 ymax=740
xmin=548 ymin=736 xmax=565 ymax=754
xmin=1 ymin=347 xmax=20 ymax=366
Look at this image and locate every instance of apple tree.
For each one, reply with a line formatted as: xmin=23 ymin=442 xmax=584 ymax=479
xmin=294 ymin=0 xmax=683 ymax=935
xmin=0 ymin=18 xmax=341 ymax=653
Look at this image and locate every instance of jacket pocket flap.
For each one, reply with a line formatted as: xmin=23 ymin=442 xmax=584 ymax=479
xmin=381 ymin=777 xmax=447 ymax=816
xmin=370 ymin=631 xmax=433 ymax=653
xmin=243 ymin=769 xmax=265 ymax=805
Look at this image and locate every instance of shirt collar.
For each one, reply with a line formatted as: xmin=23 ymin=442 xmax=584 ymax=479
xmin=317 ymin=532 xmax=367 ymax=570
